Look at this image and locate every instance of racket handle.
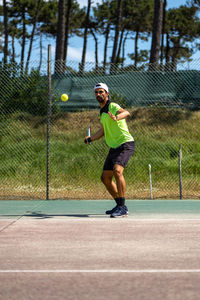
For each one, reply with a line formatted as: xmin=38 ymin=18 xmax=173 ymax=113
xmin=87 ymin=126 xmax=91 ymax=144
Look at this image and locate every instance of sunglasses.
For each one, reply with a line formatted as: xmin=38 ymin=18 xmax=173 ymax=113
xmin=95 ymin=90 xmax=104 ymax=94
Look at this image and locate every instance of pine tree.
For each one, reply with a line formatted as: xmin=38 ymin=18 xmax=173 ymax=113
xmin=79 ymin=0 xmax=92 ymax=74
xmin=149 ymin=0 xmax=163 ymax=69
xmin=55 ymin=0 xmax=66 ymax=73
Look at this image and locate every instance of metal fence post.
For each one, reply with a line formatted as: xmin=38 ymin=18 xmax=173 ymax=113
xmin=149 ymin=164 xmax=153 ymax=200
xmin=46 ymin=45 xmax=52 ymax=200
xmin=179 ymin=144 xmax=182 ymax=200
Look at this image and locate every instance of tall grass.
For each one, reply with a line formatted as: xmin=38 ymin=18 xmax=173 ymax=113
xmin=0 ymin=108 xmax=200 ymax=199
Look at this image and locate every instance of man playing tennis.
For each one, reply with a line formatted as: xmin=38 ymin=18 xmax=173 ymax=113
xmin=84 ymin=83 xmax=135 ymax=218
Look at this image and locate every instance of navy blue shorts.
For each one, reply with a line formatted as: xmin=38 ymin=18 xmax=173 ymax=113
xmin=103 ymin=141 xmax=135 ymax=171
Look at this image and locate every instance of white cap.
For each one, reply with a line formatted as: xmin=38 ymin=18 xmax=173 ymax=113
xmin=94 ymin=83 xmax=109 ymax=93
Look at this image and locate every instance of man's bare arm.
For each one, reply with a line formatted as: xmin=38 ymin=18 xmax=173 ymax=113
xmin=108 ymin=108 xmax=130 ymax=121
xmin=91 ymin=124 xmax=104 ymax=141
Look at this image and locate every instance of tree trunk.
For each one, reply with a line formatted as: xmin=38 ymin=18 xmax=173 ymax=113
xmin=11 ymin=34 xmax=16 ymax=78
xmin=25 ymin=0 xmax=41 ymax=73
xmin=134 ymin=30 xmax=139 ymax=68
xmin=79 ymin=0 xmax=91 ymax=74
xmin=122 ymin=32 xmax=128 ymax=68
xmin=149 ymin=0 xmax=163 ymax=69
xmin=116 ymin=28 xmax=124 ymax=63
xmin=39 ymin=32 xmax=43 ymax=72
xmin=103 ymin=23 xmax=110 ymax=74
xmin=91 ymin=29 xmax=98 ymax=72
xmin=3 ymin=0 xmax=8 ymax=66
xmin=160 ymin=0 xmax=166 ymax=68
xmin=11 ymin=34 xmax=15 ymax=64
xmin=110 ymin=0 xmax=122 ymax=73
xmin=171 ymin=38 xmax=180 ymax=71
xmin=21 ymin=7 xmax=26 ymax=75
xmin=165 ymin=33 xmax=170 ymax=71
xmin=64 ymin=0 xmax=72 ymax=62
xmin=55 ymin=0 xmax=66 ymax=73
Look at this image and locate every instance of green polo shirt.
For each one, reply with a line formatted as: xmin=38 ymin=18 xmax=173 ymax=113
xmin=100 ymin=100 xmax=134 ymax=149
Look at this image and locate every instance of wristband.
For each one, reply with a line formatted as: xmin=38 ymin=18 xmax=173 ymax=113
xmin=84 ymin=137 xmax=92 ymax=144
xmin=87 ymin=137 xmax=92 ymax=143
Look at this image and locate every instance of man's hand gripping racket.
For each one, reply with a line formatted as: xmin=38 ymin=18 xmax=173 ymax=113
xmin=84 ymin=126 xmax=92 ymax=144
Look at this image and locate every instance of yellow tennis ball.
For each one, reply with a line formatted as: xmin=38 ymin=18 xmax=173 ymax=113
xmin=61 ymin=93 xmax=68 ymax=102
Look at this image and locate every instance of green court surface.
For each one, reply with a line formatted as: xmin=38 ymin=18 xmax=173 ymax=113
xmin=0 ymin=200 xmax=200 ymax=219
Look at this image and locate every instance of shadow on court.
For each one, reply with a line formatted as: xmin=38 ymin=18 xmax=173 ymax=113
xmin=0 ymin=213 xmax=101 ymax=219
xmin=0 ymin=200 xmax=200 ymax=300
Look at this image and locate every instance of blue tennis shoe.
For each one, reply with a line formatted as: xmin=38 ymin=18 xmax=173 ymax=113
xmin=106 ymin=205 xmax=128 ymax=215
xmin=110 ymin=206 xmax=128 ymax=218
xmin=105 ymin=205 xmax=118 ymax=215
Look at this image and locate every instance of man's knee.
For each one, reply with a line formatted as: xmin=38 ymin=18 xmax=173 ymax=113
xmin=113 ymin=165 xmax=124 ymax=179
xmin=101 ymin=173 xmax=109 ymax=185
xmin=101 ymin=172 xmax=112 ymax=185
xmin=101 ymin=173 xmax=105 ymax=183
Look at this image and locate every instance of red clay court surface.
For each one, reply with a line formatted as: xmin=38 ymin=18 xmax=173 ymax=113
xmin=0 ymin=199 xmax=200 ymax=300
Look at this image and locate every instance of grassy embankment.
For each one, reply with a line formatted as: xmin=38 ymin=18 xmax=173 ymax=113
xmin=0 ymin=108 xmax=200 ymax=199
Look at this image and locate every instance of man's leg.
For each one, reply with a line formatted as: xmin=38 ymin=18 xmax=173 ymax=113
xmin=109 ymin=164 xmax=128 ymax=217
xmin=101 ymin=170 xmax=119 ymax=199
xmin=113 ymin=164 xmax=126 ymax=198
xmin=101 ymin=170 xmax=123 ymax=215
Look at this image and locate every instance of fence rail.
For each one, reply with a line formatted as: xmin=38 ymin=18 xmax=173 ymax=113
xmin=0 ymin=54 xmax=200 ymax=200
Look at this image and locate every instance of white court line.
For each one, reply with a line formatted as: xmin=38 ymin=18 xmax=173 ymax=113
xmin=19 ymin=216 xmax=200 ymax=220
xmin=1 ymin=269 xmax=200 ymax=273
xmin=32 ymin=218 xmax=200 ymax=222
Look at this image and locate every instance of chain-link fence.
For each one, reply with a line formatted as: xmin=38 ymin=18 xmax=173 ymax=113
xmin=0 ymin=53 xmax=200 ymax=200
